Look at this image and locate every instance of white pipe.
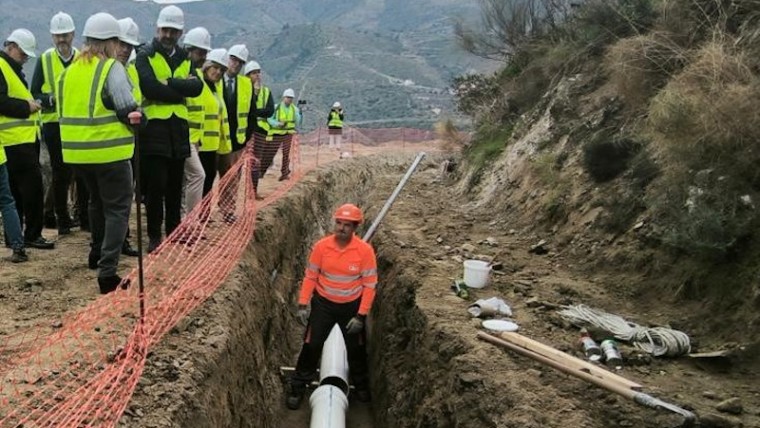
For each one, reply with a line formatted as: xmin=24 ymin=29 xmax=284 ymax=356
xmin=362 ymin=151 xmax=426 ymax=242
xmin=319 ymin=324 xmax=349 ymax=393
xmin=309 ymin=385 xmax=348 ymax=428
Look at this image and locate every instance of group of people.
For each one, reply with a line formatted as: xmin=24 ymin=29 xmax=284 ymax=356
xmin=1 ymin=6 xmax=370 ymax=407
xmin=0 ymin=6 xmax=320 ymax=291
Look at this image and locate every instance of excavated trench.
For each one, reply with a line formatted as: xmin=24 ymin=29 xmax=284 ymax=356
xmin=125 ymin=155 xmax=458 ymax=428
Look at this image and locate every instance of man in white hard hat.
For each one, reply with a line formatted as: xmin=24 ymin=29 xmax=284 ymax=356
xmin=266 ymin=88 xmax=302 ymax=181
xmin=244 ymin=60 xmax=274 ymax=199
xmin=59 ymin=12 xmax=141 ymax=293
xmin=1 ymin=29 xmax=54 ymax=250
xmin=327 ymin=101 xmax=344 ymax=149
xmin=135 ymin=5 xmax=203 ymax=253
xmin=217 ymin=44 xmax=253 ymax=222
xmin=33 ymin=12 xmax=79 ymax=236
xmin=181 ymin=27 xmax=211 ymax=218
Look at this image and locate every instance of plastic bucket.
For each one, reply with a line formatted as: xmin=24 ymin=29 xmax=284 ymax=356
xmin=463 ymin=260 xmax=491 ymax=289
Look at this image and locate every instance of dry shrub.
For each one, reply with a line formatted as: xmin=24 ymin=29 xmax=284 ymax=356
xmin=605 ymin=32 xmax=687 ymax=106
xmin=648 ymin=39 xmax=760 ymax=176
xmin=434 ymin=119 xmax=469 ymax=152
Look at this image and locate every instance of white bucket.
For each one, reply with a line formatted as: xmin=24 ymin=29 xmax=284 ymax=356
xmin=463 ymin=260 xmax=491 ymax=289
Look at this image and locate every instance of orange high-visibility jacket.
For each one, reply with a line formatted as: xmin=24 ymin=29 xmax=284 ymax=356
xmin=298 ymin=234 xmax=378 ymax=315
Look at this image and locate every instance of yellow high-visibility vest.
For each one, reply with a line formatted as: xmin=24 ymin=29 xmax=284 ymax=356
xmin=126 ymin=62 xmax=142 ymax=106
xmin=234 ymin=75 xmax=252 ymax=143
xmin=187 ymin=68 xmax=204 ymax=144
xmin=268 ymin=103 xmax=296 ymax=136
xmin=0 ymin=146 xmax=6 ymax=165
xmin=0 ymin=57 xmax=40 ymax=146
xmin=197 ymin=80 xmax=230 ymax=153
xmin=142 ymin=54 xmax=191 ymax=120
xmin=58 ymin=57 xmax=134 ymax=164
xmin=328 ymin=110 xmax=343 ymax=128
xmin=40 ymin=47 xmax=78 ymax=123
xmin=255 ymin=86 xmax=271 ymax=133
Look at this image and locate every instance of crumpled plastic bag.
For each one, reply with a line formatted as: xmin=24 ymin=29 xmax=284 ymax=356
xmin=467 ymin=297 xmax=512 ymax=318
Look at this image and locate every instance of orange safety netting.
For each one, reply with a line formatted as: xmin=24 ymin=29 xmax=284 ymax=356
xmin=0 ymin=127 xmax=442 ymax=427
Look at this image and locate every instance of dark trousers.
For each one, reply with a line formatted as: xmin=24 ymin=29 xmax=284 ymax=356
xmin=42 ymin=123 xmax=73 ymax=222
xmin=141 ymin=155 xmax=185 ymax=240
xmin=74 ymin=173 xmax=89 ymax=226
xmin=198 ymin=151 xmax=217 ymax=196
xmin=5 ymin=142 xmax=44 ymax=241
xmin=74 ymin=161 xmax=132 ymax=278
xmin=291 ymin=294 xmax=369 ymax=391
xmin=281 ymin=134 xmax=293 ymax=176
xmin=251 ymin=133 xmax=268 ymax=192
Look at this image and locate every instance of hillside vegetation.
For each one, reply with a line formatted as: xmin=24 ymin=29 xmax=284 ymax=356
xmin=456 ymin=0 xmax=760 ymax=349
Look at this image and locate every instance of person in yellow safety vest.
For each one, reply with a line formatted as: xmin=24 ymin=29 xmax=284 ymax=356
xmin=0 ymin=146 xmax=28 ymax=262
xmin=327 ymin=101 xmax=344 ymax=150
xmin=266 ymin=88 xmax=302 ymax=181
xmin=58 ymin=12 xmax=142 ymax=294
xmin=135 ymin=5 xmax=203 ymax=253
xmin=195 ymin=48 xmax=230 ymax=199
xmin=0 ymin=29 xmax=55 ymax=250
xmin=214 ymin=44 xmax=251 ymax=222
xmin=113 ymin=17 xmax=142 ymax=259
xmin=244 ymin=60 xmax=274 ymax=200
xmin=181 ymin=26 xmax=211 ymax=216
xmin=32 ymin=12 xmax=79 ymax=236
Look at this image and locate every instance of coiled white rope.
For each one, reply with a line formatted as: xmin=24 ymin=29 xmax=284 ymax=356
xmin=558 ymin=304 xmax=691 ymax=357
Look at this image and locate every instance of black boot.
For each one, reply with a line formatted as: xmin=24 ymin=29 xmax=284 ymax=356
xmin=88 ymin=252 xmax=100 ymax=270
xmin=121 ymin=240 xmax=139 ymax=257
xmin=286 ymin=384 xmax=305 ymax=410
xmin=98 ymin=275 xmax=130 ymax=294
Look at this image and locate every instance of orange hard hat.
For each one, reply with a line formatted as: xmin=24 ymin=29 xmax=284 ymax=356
xmin=334 ymin=203 xmax=363 ymax=223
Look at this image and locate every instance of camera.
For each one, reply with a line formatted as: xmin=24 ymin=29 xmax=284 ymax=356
xmin=297 ymin=99 xmax=308 ymax=105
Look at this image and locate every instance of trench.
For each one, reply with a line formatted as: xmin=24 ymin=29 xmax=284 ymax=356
xmin=126 ymin=154 xmax=448 ymax=428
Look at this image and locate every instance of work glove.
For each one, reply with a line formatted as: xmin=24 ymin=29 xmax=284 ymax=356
xmin=345 ymin=315 xmax=365 ymax=335
xmin=297 ymin=304 xmax=310 ymax=326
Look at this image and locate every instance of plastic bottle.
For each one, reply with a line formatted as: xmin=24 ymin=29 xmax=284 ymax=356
xmin=579 ymin=328 xmax=603 ymax=362
xmin=600 ymin=339 xmax=623 ymax=369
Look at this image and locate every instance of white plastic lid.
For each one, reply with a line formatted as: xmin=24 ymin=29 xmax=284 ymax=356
xmin=482 ymin=319 xmax=519 ymax=332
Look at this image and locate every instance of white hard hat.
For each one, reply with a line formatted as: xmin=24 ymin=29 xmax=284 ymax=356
xmin=183 ymin=27 xmax=211 ymax=51
xmin=283 ymin=88 xmax=295 ymax=98
xmin=83 ymin=13 xmax=121 ymax=40
xmin=117 ymin=18 xmax=140 ymax=47
xmin=244 ymin=60 xmax=261 ymax=75
xmin=50 ymin=12 xmax=75 ymax=35
xmin=156 ymin=5 xmax=184 ymax=30
xmin=332 ymin=101 xmax=341 ymax=108
xmin=228 ymin=44 xmax=248 ymax=61
xmin=6 ymin=29 xmax=37 ymax=58
xmin=206 ymin=48 xmax=228 ymax=67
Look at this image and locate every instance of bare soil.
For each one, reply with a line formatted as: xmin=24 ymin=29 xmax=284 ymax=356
xmin=1 ymin=141 xmax=758 ymax=428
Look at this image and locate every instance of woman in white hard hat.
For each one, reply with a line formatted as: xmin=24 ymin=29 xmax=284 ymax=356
xmin=243 ymin=60 xmax=274 ymax=200
xmin=327 ymin=101 xmax=343 ymax=150
xmin=58 ymin=12 xmax=142 ymax=294
xmin=196 ymin=49 xmax=231 ymax=199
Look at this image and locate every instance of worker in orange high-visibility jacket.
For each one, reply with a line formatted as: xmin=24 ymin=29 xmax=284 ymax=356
xmin=287 ymin=203 xmax=377 ymax=410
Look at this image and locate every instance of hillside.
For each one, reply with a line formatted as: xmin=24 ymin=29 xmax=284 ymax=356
xmin=0 ymin=0 xmax=491 ymax=129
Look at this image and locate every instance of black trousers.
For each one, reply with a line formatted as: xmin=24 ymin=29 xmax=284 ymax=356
xmin=258 ymin=136 xmax=283 ymax=178
xmin=141 ymin=155 xmax=185 ymax=240
xmin=5 ymin=142 xmax=44 ymax=241
xmin=280 ymin=135 xmax=293 ymax=176
xmin=198 ymin=151 xmax=217 ymax=197
xmin=291 ymin=293 xmax=369 ymax=391
xmin=42 ymin=123 xmax=73 ymax=222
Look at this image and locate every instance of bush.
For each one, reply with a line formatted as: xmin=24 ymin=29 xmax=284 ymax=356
xmin=582 ymin=133 xmax=642 ymax=182
xmin=464 ymin=124 xmax=513 ymax=187
xmin=605 ymin=32 xmax=687 ymax=106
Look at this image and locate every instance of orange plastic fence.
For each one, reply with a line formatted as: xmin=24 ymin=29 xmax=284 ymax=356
xmin=0 ymin=127 xmax=440 ymax=427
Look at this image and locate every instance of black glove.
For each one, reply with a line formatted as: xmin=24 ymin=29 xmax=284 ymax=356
xmin=345 ymin=315 xmax=365 ymax=335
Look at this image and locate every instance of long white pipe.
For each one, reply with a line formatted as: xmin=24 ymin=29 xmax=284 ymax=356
xmin=319 ymin=324 xmax=349 ymax=393
xmin=309 ymin=385 xmax=348 ymax=428
xmin=362 ymin=151 xmax=426 ymax=242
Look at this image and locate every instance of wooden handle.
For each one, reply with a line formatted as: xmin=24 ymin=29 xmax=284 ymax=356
xmin=497 ymin=331 xmax=642 ymax=390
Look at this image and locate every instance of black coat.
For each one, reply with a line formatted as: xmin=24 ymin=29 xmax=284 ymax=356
xmin=136 ymin=39 xmax=203 ymax=159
